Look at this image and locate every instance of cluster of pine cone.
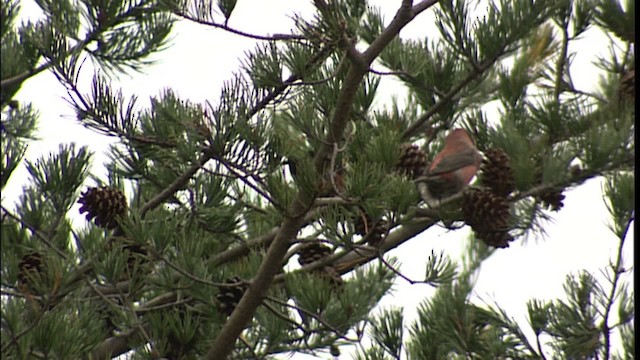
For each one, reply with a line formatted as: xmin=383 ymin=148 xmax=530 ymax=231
xmin=463 ymin=148 xmax=516 ymax=248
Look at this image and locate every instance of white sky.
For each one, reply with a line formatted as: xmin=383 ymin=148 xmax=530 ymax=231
xmin=5 ymin=1 xmax=634 ymax=359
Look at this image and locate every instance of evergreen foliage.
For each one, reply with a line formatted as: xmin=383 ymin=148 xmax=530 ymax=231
xmin=1 ymin=0 xmax=634 ymax=359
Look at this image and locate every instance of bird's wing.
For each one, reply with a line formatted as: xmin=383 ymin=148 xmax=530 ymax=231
xmin=427 ymin=149 xmax=480 ymax=175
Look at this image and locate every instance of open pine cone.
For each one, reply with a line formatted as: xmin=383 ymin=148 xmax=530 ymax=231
xmin=538 ymin=188 xmax=566 ymax=212
xmin=533 ymin=165 xmax=566 ymax=212
xmin=78 ymin=187 xmax=127 ymax=230
xmin=297 ymin=241 xmax=332 ymax=266
xmin=462 ymin=189 xmax=514 ymax=248
xmin=354 ymin=212 xmax=389 ymax=246
xmin=216 ymin=277 xmax=248 ymax=316
xmin=297 ymin=241 xmax=343 ymax=287
xmin=396 ymin=143 xmax=427 ymax=179
xmin=480 ymin=148 xmax=516 ymax=197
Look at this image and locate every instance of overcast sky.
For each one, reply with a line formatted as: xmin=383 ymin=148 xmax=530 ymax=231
xmin=6 ymin=1 xmax=634 ymax=359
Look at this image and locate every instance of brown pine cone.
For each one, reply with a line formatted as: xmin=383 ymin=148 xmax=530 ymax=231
xmin=297 ymin=241 xmax=343 ymax=288
xmin=479 ymin=148 xmax=516 ymax=197
xmin=354 ymin=212 xmax=389 ymax=246
xmin=475 ymin=229 xmax=514 ymax=248
xmin=538 ymin=188 xmax=566 ymax=212
xmin=216 ymin=277 xmax=248 ymax=316
xmin=462 ymin=189 xmax=514 ymax=248
xmin=396 ymin=143 xmax=427 ymax=179
xmin=297 ymin=241 xmax=332 ymax=266
xmin=78 ymin=187 xmax=127 ymax=230
xmin=17 ymin=251 xmax=44 ymax=291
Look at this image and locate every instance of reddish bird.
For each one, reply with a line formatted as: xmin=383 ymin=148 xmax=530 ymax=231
xmin=420 ymin=128 xmax=482 ymax=205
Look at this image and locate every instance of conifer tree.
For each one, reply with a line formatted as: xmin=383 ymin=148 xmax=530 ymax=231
xmin=1 ymin=0 xmax=634 ymax=359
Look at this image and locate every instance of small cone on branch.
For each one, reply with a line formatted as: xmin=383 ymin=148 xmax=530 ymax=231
xmin=215 ymin=276 xmax=248 ymax=316
xmin=17 ymin=251 xmax=51 ymax=312
xmin=396 ymin=143 xmax=427 ymax=179
xmin=538 ymin=188 xmax=566 ymax=212
xmin=354 ymin=213 xmax=389 ymax=247
xmin=532 ymin=164 xmax=566 ymax=212
xmin=78 ymin=186 xmax=127 ymax=230
xmin=475 ymin=229 xmax=514 ymax=248
xmin=462 ymin=189 xmax=514 ymax=248
xmin=479 ymin=148 xmax=516 ymax=197
xmin=297 ymin=240 xmax=343 ymax=288
xmin=17 ymin=251 xmax=45 ymax=292
xmin=297 ymin=241 xmax=332 ymax=266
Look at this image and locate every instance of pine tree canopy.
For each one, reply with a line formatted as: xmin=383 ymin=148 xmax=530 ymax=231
xmin=1 ymin=0 xmax=634 ymax=359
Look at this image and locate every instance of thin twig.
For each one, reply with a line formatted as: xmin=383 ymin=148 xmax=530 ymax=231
xmin=401 ymin=58 xmax=494 ymax=140
xmin=600 ymin=215 xmax=633 ymax=360
xmin=265 ymin=296 xmax=358 ymax=342
xmin=553 ymin=16 xmax=570 ymax=101
xmin=172 ymin=11 xmax=305 ymax=41
xmin=140 ymin=146 xmax=217 ymax=216
xmin=368 ymin=68 xmax=412 ymax=77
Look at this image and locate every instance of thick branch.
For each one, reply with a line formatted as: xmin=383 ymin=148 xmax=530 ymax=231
xmin=333 ymin=217 xmax=435 ymax=273
xmin=205 ymin=213 xmax=307 ymax=358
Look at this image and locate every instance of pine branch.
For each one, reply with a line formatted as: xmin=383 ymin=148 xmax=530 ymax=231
xmin=140 ymin=146 xmax=217 ymax=216
xmin=0 ymin=307 xmax=47 ymax=354
xmin=553 ymin=20 xmax=570 ymax=101
xmin=401 ymin=48 xmax=503 ymax=141
xmin=172 ymin=10 xmax=305 ymax=41
xmin=89 ymin=326 xmax=148 ymax=360
xmin=0 ymin=206 xmax=68 ymax=260
xmin=333 ymin=217 xmax=436 ymax=274
xmin=205 ymin=2 xmax=439 ymax=358
xmin=600 ymin=215 xmax=633 ymax=359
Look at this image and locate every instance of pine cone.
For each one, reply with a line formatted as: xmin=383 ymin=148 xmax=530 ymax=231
xmin=297 ymin=241 xmax=332 ymax=266
xmin=396 ymin=143 xmax=427 ymax=179
xmin=462 ymin=189 xmax=514 ymax=248
xmin=297 ymin=241 xmax=343 ymax=288
xmin=354 ymin=213 xmax=389 ymax=246
xmin=532 ymin=161 xmax=566 ymax=212
xmin=78 ymin=187 xmax=127 ymax=230
xmin=17 ymin=251 xmax=44 ymax=291
xmin=619 ymin=68 xmax=635 ymax=102
xmin=475 ymin=230 xmax=514 ymax=248
xmin=480 ymin=148 xmax=516 ymax=197
xmin=538 ymin=189 xmax=565 ymax=212
xmin=216 ymin=277 xmax=248 ymax=316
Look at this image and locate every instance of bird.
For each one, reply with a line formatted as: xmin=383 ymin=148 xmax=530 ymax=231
xmin=417 ymin=128 xmax=483 ymax=207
